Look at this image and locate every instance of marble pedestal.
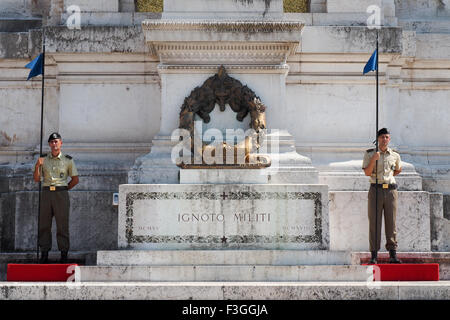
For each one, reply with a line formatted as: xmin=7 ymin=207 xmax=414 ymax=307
xmin=118 ymin=184 xmax=329 ymax=250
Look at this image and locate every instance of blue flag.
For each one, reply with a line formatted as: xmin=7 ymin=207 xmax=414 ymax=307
xmin=363 ymin=49 xmax=378 ymax=74
xmin=25 ymin=53 xmax=44 ymax=80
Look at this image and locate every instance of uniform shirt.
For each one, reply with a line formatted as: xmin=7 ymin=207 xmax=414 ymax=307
xmin=362 ymin=147 xmax=401 ymax=184
xmin=40 ymin=152 xmax=78 ymax=187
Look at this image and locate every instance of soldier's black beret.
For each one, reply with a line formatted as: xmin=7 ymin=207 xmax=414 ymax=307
xmin=48 ymin=132 xmax=62 ymax=142
xmin=377 ymin=128 xmax=390 ymax=137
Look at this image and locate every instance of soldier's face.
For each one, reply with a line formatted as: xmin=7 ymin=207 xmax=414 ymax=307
xmin=378 ymin=134 xmax=390 ymax=148
xmin=48 ymin=139 xmax=62 ymax=154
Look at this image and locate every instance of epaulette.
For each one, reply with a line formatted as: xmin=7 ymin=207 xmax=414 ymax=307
xmin=65 ymin=154 xmax=73 ymax=160
xmin=366 ymin=148 xmax=375 ymax=153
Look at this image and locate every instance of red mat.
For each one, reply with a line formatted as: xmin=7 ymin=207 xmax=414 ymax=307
xmin=7 ymin=264 xmax=78 ymax=282
xmin=364 ymin=264 xmax=440 ymax=281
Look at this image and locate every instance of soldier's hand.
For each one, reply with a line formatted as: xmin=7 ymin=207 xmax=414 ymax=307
xmin=371 ymin=152 xmax=380 ymax=162
xmin=35 ymin=157 xmax=45 ymax=168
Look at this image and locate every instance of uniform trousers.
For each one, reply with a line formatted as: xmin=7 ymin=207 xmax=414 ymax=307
xmin=39 ymin=189 xmax=70 ymax=252
xmin=368 ymin=185 xmax=398 ymax=252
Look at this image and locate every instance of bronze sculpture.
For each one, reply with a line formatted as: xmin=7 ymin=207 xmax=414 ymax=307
xmin=178 ymin=66 xmax=270 ymax=167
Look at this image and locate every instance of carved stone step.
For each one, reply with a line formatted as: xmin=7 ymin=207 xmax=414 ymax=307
xmin=97 ymin=250 xmax=352 ymax=266
xmin=76 ymin=265 xmax=371 ymax=282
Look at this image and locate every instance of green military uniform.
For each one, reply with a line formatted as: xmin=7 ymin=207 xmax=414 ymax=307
xmin=362 ymin=147 xmax=401 ymax=252
xmin=38 ymin=152 xmax=78 ymax=252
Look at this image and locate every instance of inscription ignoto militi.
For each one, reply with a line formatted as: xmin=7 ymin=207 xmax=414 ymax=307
xmin=178 ymin=212 xmax=271 ymax=223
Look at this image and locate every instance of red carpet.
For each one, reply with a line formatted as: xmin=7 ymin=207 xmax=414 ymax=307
xmin=7 ymin=264 xmax=78 ymax=282
xmin=7 ymin=263 xmax=439 ymax=282
xmin=364 ymin=264 xmax=440 ymax=281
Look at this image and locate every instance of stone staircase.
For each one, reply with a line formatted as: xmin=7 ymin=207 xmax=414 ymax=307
xmin=75 ymin=250 xmax=372 ymax=282
xmin=1 ymin=250 xmax=450 ymax=300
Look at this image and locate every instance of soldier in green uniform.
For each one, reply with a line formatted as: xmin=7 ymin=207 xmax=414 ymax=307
xmin=33 ymin=132 xmax=79 ymax=263
xmin=362 ymin=128 xmax=402 ymax=264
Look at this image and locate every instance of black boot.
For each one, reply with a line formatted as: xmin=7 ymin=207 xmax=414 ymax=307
xmin=389 ymin=250 xmax=402 ymax=264
xmin=60 ymin=251 xmax=68 ymax=263
xmin=39 ymin=251 xmax=49 ymax=264
xmin=369 ymin=251 xmax=378 ymax=264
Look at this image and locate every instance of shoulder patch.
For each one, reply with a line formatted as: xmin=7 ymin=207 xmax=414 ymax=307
xmin=366 ymin=148 xmax=375 ymax=153
xmin=65 ymin=154 xmax=73 ymax=160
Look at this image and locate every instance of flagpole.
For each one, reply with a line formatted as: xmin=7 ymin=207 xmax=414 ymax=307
xmin=376 ymin=30 xmax=379 ymax=148
xmin=374 ymin=29 xmax=379 ymax=258
xmin=36 ymin=27 xmax=46 ymax=262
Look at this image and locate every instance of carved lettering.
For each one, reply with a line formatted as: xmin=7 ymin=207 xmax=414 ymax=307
xmin=233 ymin=213 xmax=271 ymax=222
xmin=136 ymin=226 xmax=159 ymax=231
xmin=282 ymin=225 xmax=314 ymax=233
xmin=178 ymin=213 xmax=225 ymax=222
xmin=177 ymin=213 xmax=271 ymax=223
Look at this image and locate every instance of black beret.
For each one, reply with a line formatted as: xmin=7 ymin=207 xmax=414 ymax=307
xmin=377 ymin=128 xmax=390 ymax=137
xmin=48 ymin=132 xmax=62 ymax=142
